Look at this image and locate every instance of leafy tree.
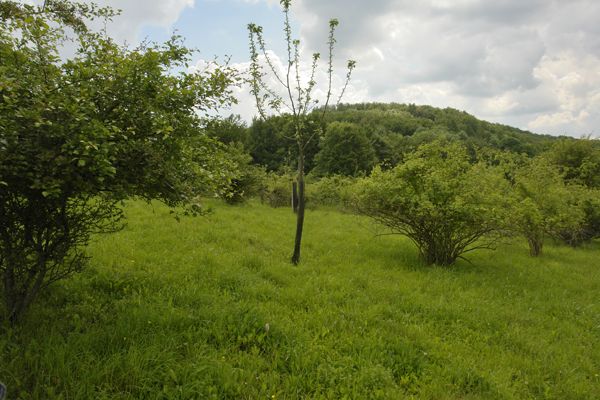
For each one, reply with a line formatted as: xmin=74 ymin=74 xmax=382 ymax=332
xmin=0 ymin=1 xmax=237 ymax=323
xmin=509 ymin=158 xmax=586 ymax=256
xmin=247 ymin=114 xmax=320 ymax=173
xmin=497 ymin=135 xmax=533 ymax=155
xmin=353 ymin=141 xmax=509 ymax=266
xmin=368 ymin=126 xmax=400 ymax=167
xmin=247 ymin=0 xmax=355 ymax=264
xmin=314 ymin=122 xmax=376 ymax=176
xmin=219 ymin=143 xmax=266 ymax=204
xmin=543 ymin=138 xmax=600 ymax=245
xmin=204 ymin=114 xmax=249 ymax=146
xmin=546 ymin=137 xmax=600 ymax=188
xmin=247 ymin=116 xmax=291 ymax=171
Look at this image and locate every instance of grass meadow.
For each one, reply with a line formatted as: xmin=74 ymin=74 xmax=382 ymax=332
xmin=1 ymin=200 xmax=599 ymax=399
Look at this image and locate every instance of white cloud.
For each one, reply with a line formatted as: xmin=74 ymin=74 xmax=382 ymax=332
xmin=32 ymin=0 xmax=598 ymax=136
xmin=527 ymin=52 xmax=600 ymax=135
xmin=264 ymin=0 xmax=600 ymax=136
xmin=95 ymin=0 xmax=195 ymax=43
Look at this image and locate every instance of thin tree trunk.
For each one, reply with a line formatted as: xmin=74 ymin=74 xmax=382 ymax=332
xmin=292 ymin=181 xmax=299 ymax=213
xmin=3 ymin=257 xmax=47 ymax=325
xmin=291 ymin=152 xmax=305 ymax=265
xmin=3 ymin=261 xmax=18 ymax=324
xmin=528 ymin=237 xmax=543 ymax=257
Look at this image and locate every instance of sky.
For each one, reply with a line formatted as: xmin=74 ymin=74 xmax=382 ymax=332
xmin=84 ymin=0 xmax=600 ymax=137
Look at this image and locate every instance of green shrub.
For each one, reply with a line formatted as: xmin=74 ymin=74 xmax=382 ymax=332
xmin=223 ymin=165 xmax=266 ymax=205
xmin=260 ymin=174 xmax=293 ymax=208
xmin=510 ymin=157 xmax=587 ymax=256
xmin=352 ymin=140 xmax=510 ymax=266
xmin=306 ymin=175 xmax=356 ymax=211
xmin=219 ymin=144 xmax=267 ymax=204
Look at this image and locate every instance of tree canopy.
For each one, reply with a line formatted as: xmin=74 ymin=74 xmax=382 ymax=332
xmin=314 ymin=122 xmax=376 ymax=176
xmin=0 ymin=0 xmax=237 ymax=322
xmin=245 ymin=102 xmax=559 ymax=175
xmin=353 ymin=140 xmax=510 ymax=266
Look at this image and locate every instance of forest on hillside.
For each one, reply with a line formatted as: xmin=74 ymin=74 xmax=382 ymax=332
xmin=209 ymin=103 xmax=564 ymax=175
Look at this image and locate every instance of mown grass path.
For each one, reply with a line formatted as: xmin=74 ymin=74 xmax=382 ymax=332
xmin=2 ymin=200 xmax=599 ymax=399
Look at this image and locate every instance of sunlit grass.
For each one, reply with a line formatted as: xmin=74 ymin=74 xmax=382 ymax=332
xmin=2 ymin=199 xmax=599 ymax=399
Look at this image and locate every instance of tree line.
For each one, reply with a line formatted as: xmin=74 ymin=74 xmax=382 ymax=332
xmin=213 ymin=118 xmax=600 ymax=265
xmin=206 ymin=107 xmax=599 ymax=266
xmin=216 ymin=103 xmax=561 ymax=177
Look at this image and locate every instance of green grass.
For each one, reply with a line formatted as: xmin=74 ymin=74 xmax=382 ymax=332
xmin=2 ymin=200 xmax=600 ymax=399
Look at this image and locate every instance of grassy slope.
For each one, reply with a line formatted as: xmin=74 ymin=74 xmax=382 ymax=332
xmin=2 ymin=200 xmax=600 ymax=399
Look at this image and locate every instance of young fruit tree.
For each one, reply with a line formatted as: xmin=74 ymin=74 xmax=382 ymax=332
xmin=0 ymin=1 xmax=238 ymax=323
xmin=247 ymin=0 xmax=355 ymax=265
xmin=353 ymin=140 xmax=510 ymax=266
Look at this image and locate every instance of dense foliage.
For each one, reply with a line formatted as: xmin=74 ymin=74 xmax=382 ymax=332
xmin=545 ymin=138 xmax=600 ymax=244
xmin=313 ymin=122 xmax=377 ymax=176
xmin=509 ymin=158 xmax=587 ymax=256
xmin=0 ymin=1 xmax=237 ymax=322
xmin=326 ymin=103 xmax=556 ymax=156
xmin=245 ymin=103 xmax=560 ymax=174
xmin=353 ymin=141 xmax=510 ymax=266
xmin=246 ymin=115 xmax=321 ymax=173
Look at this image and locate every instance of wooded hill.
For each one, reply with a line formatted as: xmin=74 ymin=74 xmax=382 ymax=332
xmin=326 ymin=103 xmax=557 ymax=154
xmin=237 ymin=102 xmax=565 ymax=175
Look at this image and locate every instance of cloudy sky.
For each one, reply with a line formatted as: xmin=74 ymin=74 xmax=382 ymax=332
xmin=94 ymin=0 xmax=599 ymax=137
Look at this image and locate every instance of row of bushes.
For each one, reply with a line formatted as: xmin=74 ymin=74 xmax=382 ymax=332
xmin=221 ymin=140 xmax=600 ymax=266
xmin=223 ymin=170 xmax=355 ymax=211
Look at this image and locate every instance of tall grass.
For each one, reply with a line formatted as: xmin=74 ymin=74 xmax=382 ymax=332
xmin=1 ymin=200 xmax=599 ymax=399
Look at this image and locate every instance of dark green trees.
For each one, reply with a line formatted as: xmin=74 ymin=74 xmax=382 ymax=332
xmin=314 ymin=122 xmax=376 ymax=176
